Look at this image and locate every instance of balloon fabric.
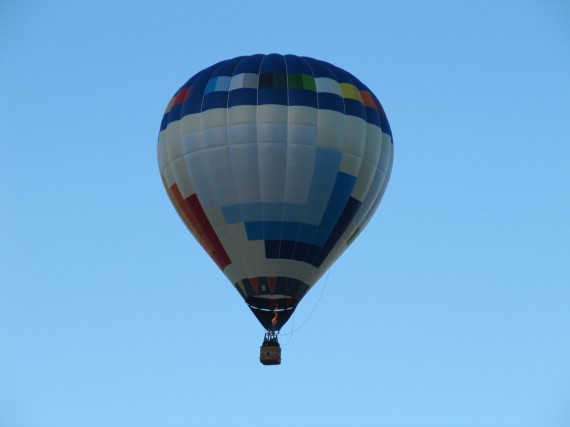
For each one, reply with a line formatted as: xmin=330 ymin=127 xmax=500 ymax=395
xmin=158 ymin=54 xmax=393 ymax=331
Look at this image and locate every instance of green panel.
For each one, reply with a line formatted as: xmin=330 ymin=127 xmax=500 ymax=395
xmin=288 ymin=73 xmax=316 ymax=91
xmin=301 ymin=74 xmax=317 ymax=91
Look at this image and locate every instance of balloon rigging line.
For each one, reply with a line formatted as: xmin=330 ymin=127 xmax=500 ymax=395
xmin=280 ymin=267 xmax=332 ymax=346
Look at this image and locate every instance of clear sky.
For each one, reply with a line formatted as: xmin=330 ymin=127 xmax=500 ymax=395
xmin=1 ymin=1 xmax=569 ymax=426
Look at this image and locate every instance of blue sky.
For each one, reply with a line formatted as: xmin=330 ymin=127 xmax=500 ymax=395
xmin=1 ymin=1 xmax=569 ymax=426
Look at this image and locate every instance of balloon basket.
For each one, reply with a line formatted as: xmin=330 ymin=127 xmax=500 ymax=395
xmin=260 ymin=332 xmax=281 ymax=365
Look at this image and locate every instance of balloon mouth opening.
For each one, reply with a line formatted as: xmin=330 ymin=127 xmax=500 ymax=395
xmin=246 ymin=297 xmax=298 ymax=331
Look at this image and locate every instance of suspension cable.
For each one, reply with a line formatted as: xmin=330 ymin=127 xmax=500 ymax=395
xmin=280 ymin=268 xmax=332 ymax=345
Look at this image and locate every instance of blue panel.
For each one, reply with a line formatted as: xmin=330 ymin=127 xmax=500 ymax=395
xmin=365 ymin=106 xmax=381 ymax=127
xmin=259 ymin=53 xmax=286 ymax=73
xmin=164 ymin=104 xmax=183 ymax=130
xmin=264 ymin=197 xmax=362 ymax=268
xmin=228 ymin=88 xmax=257 ymax=107
xmin=221 ymin=204 xmax=242 ymax=223
xmin=304 ymin=58 xmax=337 ymax=79
xmin=344 ymin=98 xmax=366 ymax=121
xmin=297 ymin=223 xmax=317 ymax=244
xmin=259 ymin=203 xmax=283 ymax=219
xmin=284 ymin=54 xmax=313 ymax=75
xmin=160 ymin=113 xmax=169 ymax=131
xmin=288 ymin=89 xmax=318 ymax=108
xmin=312 ymin=172 xmax=356 ymax=246
xmin=233 ymin=54 xmax=264 ymax=74
xmin=317 ymin=93 xmax=345 ymax=114
xmin=313 ymin=197 xmax=361 ymax=266
xmin=265 ymin=240 xmax=280 ymax=258
xmin=205 ymin=76 xmax=232 ymax=94
xmin=380 ymin=109 xmax=392 ymax=138
xmin=205 ymin=78 xmax=218 ymax=94
xmin=180 ymin=71 xmax=211 ymax=116
xmin=244 ymin=222 xmax=263 ymax=240
xmin=202 ymin=91 xmax=228 ymax=111
xmin=281 ymin=204 xmax=306 ymax=223
xmin=328 ymin=64 xmax=352 ymax=84
xmin=277 ymin=240 xmax=296 ymax=259
xmin=280 ymin=222 xmax=301 ymax=241
xmin=258 ymin=87 xmax=287 ymax=105
xmin=262 ymin=221 xmax=282 ymax=240
xmin=307 ymin=148 xmax=342 ymax=209
xmin=211 ymin=57 xmax=243 ymax=77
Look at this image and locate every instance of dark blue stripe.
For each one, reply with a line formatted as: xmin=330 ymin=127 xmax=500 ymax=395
xmin=165 ymin=54 xmax=392 ymax=139
xmin=228 ymin=88 xmax=257 ymax=107
xmin=163 ymin=104 xmax=183 ymax=130
xmin=180 ymin=70 xmax=211 ymax=116
xmin=288 ymin=88 xmax=317 ymax=108
xmin=160 ymin=113 xmax=169 ymax=131
xmin=202 ymin=91 xmax=228 ymax=110
xmin=380 ymin=109 xmax=392 ymax=138
xmin=344 ymin=98 xmax=367 ymax=121
xmin=365 ymin=106 xmax=381 ymax=127
xmin=304 ymin=58 xmax=337 ymax=79
xmin=233 ymin=54 xmax=264 ymax=74
xmin=259 ymin=53 xmax=286 ymax=73
xmin=241 ymin=276 xmax=309 ymax=300
xmin=210 ymin=56 xmax=244 ymax=77
xmin=258 ymin=87 xmax=288 ymax=105
xmin=317 ymin=93 xmax=345 ymax=113
xmin=284 ymin=54 xmax=313 ymax=74
xmin=264 ymin=197 xmax=362 ymax=268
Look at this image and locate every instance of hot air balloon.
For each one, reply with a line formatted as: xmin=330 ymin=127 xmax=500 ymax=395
xmin=157 ymin=54 xmax=393 ymax=365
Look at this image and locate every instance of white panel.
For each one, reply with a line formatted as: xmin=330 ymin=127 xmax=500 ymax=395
xmin=257 ymin=105 xmax=287 ymax=124
xmin=342 ymin=115 xmax=367 ymax=158
xmin=229 ymin=73 xmax=258 ymax=90
xmin=228 ymin=123 xmax=256 ymax=145
xmin=257 ymin=142 xmax=286 ymax=203
xmin=339 ymin=152 xmax=363 ymax=177
xmin=351 ymin=159 xmax=376 ymax=202
xmin=204 ymin=206 xmax=226 ymax=227
xmin=228 ymin=105 xmax=257 ymax=126
xmin=201 ymin=126 xmax=228 ymax=148
xmin=181 ymin=130 xmax=205 ymax=154
xmin=179 ymin=113 xmax=201 ymax=137
xmin=161 ymin=163 xmax=176 ymax=188
xmin=284 ymin=144 xmax=316 ymax=204
xmin=258 ymin=123 xmax=287 ymax=145
xmin=288 ymin=106 xmax=318 ymax=127
xmin=201 ymin=108 xmax=227 ymax=130
xmin=171 ymin=156 xmax=195 ymax=198
xmin=204 ymin=146 xmax=234 ymax=208
xmin=287 ymin=124 xmax=317 ymax=146
xmin=363 ymin=124 xmax=382 ymax=166
xmin=228 ymin=142 xmax=260 ymax=204
xmin=165 ymin=120 xmax=183 ymax=160
xmin=315 ymin=77 xmax=342 ymax=96
xmin=317 ymin=110 xmax=345 ymax=151
xmin=157 ymin=131 xmax=171 ymax=176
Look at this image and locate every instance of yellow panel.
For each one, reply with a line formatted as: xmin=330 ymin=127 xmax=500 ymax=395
xmin=340 ymin=83 xmax=363 ymax=102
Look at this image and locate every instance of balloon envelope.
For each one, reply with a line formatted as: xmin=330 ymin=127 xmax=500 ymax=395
xmin=158 ymin=54 xmax=393 ymax=331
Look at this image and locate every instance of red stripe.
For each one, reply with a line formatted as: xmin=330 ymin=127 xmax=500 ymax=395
xmin=268 ymin=277 xmax=277 ymax=294
xmin=185 ymin=194 xmax=231 ymax=270
xmin=173 ymin=87 xmax=190 ymax=106
xmin=170 ymin=184 xmax=231 ymax=270
xmin=249 ymin=277 xmax=259 ymax=294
